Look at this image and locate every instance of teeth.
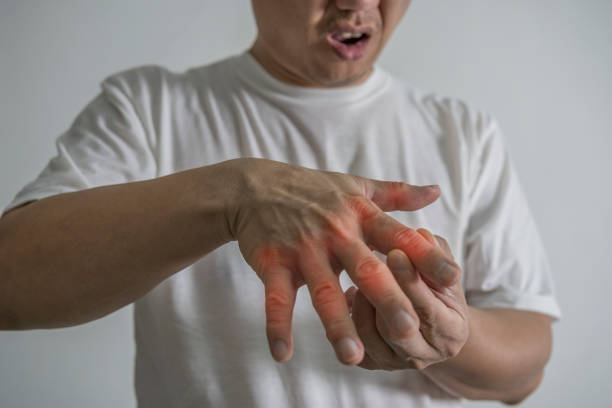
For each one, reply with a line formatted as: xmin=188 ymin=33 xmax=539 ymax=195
xmin=340 ymin=32 xmax=364 ymax=39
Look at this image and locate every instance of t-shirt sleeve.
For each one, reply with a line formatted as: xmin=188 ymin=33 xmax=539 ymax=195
xmin=2 ymin=75 xmax=157 ymax=215
xmin=462 ymin=116 xmax=562 ymax=320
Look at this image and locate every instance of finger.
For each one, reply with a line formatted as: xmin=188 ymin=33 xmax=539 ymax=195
xmin=263 ymin=264 xmax=298 ymax=362
xmin=362 ymin=214 xmax=461 ymax=288
xmin=417 ymin=229 xmax=461 ymax=287
xmin=344 ymin=286 xmax=358 ymax=311
xmin=417 ymin=229 xmax=454 ymax=260
xmin=417 ymin=227 xmax=437 ymax=246
xmin=433 ymin=233 xmax=453 ymax=257
xmin=358 ymin=177 xmax=441 ymax=212
xmin=352 ymin=290 xmax=399 ymax=368
xmin=388 ymin=250 xmax=464 ymax=361
xmin=378 ymin=249 xmax=445 ymax=361
xmin=299 ymin=245 xmax=364 ymax=366
xmin=387 ymin=249 xmax=442 ymax=314
xmin=333 ymin=239 xmax=417 ymax=341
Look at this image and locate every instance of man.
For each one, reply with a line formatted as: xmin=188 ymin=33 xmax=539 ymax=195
xmin=0 ymin=0 xmax=561 ymax=406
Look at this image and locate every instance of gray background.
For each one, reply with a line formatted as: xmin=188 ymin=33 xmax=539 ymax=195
xmin=1 ymin=1 xmax=610 ymax=407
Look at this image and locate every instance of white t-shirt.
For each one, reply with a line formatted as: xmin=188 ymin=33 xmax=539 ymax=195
xmin=5 ymin=53 xmax=561 ymax=407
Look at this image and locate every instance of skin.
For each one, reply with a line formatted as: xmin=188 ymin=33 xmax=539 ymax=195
xmin=0 ymin=0 xmax=553 ymax=404
xmin=250 ymin=0 xmax=412 ymax=87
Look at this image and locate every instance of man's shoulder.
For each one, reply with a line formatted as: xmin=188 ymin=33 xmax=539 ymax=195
xmin=390 ymin=76 xmax=487 ymax=125
xmin=98 ymin=56 xmax=238 ymax=104
xmin=388 ymin=75 xmax=498 ymax=148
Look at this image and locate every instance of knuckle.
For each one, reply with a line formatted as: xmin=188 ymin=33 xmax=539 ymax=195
xmin=265 ymin=290 xmax=291 ymax=311
xmin=393 ymin=325 xmax=421 ymax=342
xmin=311 ymin=281 xmax=340 ymax=313
xmin=326 ymin=218 xmax=356 ymax=247
xmin=253 ymin=245 xmax=284 ymax=273
xmin=392 ymin=228 xmax=421 ymax=249
xmin=353 ymin=257 xmax=388 ymax=289
xmin=346 ymin=195 xmax=377 ymax=222
xmin=410 ymin=359 xmax=430 ymax=371
xmin=443 ymin=339 xmax=464 ymax=359
xmin=376 ymin=317 xmax=417 ymax=345
xmin=265 ymin=291 xmax=291 ymax=327
xmin=387 ymin=181 xmax=405 ymax=207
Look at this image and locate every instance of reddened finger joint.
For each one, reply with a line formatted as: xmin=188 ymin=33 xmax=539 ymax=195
xmin=265 ymin=291 xmax=293 ymax=327
xmin=310 ymin=281 xmax=341 ymax=313
xmin=392 ymin=228 xmax=423 ymax=251
xmin=352 ymin=257 xmax=388 ymax=291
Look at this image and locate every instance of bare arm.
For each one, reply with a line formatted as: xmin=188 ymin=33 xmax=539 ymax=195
xmin=421 ymin=307 xmax=552 ymax=404
xmin=0 ymin=157 xmax=451 ymax=370
xmin=0 ymin=160 xmax=236 ymax=329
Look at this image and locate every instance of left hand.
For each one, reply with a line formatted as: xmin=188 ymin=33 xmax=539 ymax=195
xmin=347 ymin=229 xmax=470 ymax=371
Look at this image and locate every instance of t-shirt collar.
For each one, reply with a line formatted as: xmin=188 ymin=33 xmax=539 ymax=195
xmin=232 ymin=51 xmax=389 ymax=104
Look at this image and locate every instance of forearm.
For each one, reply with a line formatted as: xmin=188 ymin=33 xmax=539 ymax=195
xmin=0 ymin=160 xmax=238 ymax=330
xmin=422 ymin=307 xmax=553 ymax=404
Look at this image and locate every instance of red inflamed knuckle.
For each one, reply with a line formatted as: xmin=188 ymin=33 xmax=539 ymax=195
xmin=311 ymin=281 xmax=339 ymax=313
xmin=353 ymin=257 xmax=387 ymax=289
xmin=265 ymin=291 xmax=291 ymax=325
xmin=253 ymin=245 xmax=282 ymax=272
xmin=392 ymin=228 xmax=421 ymax=248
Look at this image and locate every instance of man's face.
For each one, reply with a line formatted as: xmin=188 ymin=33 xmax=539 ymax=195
xmin=250 ymin=0 xmax=412 ymax=88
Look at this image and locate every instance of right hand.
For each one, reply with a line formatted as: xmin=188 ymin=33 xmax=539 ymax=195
xmin=225 ymin=158 xmax=460 ymax=365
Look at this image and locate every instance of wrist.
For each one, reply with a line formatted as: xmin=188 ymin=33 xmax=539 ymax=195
xmin=198 ymin=158 xmax=245 ymax=242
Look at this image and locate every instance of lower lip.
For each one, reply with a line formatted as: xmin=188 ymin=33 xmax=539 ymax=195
xmin=326 ymin=35 xmax=370 ymax=61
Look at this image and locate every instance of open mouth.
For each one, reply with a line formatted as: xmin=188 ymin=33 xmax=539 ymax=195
xmin=333 ymin=31 xmax=370 ymax=45
xmin=327 ymin=30 xmax=372 ymax=61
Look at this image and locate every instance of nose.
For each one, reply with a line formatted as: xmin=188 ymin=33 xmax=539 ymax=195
xmin=335 ymin=0 xmax=380 ymax=12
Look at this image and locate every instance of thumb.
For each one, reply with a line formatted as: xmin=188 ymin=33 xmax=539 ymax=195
xmin=362 ymin=178 xmax=441 ymax=212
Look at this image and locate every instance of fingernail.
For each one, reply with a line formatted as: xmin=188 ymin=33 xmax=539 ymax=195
xmin=388 ymin=251 xmax=411 ymax=276
xmin=437 ymin=262 xmax=459 ymax=284
xmin=336 ymin=338 xmax=360 ymax=364
xmin=393 ymin=310 xmax=414 ymax=334
xmin=271 ymin=339 xmax=288 ymax=361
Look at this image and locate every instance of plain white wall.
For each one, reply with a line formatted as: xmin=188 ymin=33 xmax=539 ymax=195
xmin=1 ymin=1 xmax=610 ymax=407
